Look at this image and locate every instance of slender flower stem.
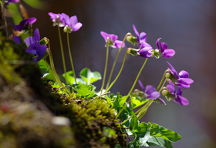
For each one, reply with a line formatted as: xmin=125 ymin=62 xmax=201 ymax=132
xmin=47 ymin=43 xmax=61 ymax=84
xmin=1 ymin=3 xmax=8 ymax=38
xmin=105 ymin=35 xmax=128 ymax=89
xmin=136 ymin=72 xmax=167 ymax=119
xmin=66 ymin=32 xmax=77 ymax=83
xmin=156 ymin=71 xmax=166 ymax=90
xmin=57 ymin=27 xmax=66 ymax=73
xmin=106 ymin=51 xmax=128 ymax=92
xmin=127 ymin=58 xmax=149 ymax=96
xmin=116 ymin=58 xmax=149 ymax=117
xmin=100 ymin=45 xmax=109 ymax=92
xmin=137 ymin=100 xmax=153 ymax=119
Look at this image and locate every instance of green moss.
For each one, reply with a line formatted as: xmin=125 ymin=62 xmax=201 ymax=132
xmin=46 ymin=83 xmax=127 ymax=148
xmin=0 ymin=37 xmax=127 ymax=148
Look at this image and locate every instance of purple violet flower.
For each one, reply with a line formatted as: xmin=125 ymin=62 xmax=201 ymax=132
xmin=132 ymin=25 xmax=153 ymax=58
xmin=61 ymin=13 xmax=82 ymax=32
xmin=167 ymin=62 xmax=194 ymax=88
xmin=100 ymin=31 xmax=125 ymax=48
xmin=138 ymin=80 xmax=160 ymax=99
xmin=48 ymin=12 xmax=82 ymax=32
xmin=48 ymin=12 xmax=65 ymax=27
xmin=138 ymin=46 xmax=153 ymax=58
xmin=5 ymin=0 xmax=19 ymax=5
xmin=156 ymin=38 xmax=175 ymax=58
xmin=14 ymin=17 xmax=37 ymax=31
xmin=166 ymin=81 xmax=189 ymax=106
xmin=24 ymin=28 xmax=47 ymax=62
xmin=132 ymin=25 xmax=151 ymax=47
xmin=13 ymin=36 xmax=21 ymax=44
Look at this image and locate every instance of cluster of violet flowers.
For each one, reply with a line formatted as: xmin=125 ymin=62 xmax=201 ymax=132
xmin=99 ymin=25 xmax=193 ymax=118
xmin=11 ymin=7 xmax=194 ymax=119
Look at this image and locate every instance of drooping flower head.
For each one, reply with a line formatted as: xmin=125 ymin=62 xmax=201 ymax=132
xmin=14 ymin=17 xmax=37 ymax=31
xmin=167 ymin=62 xmax=194 ymax=88
xmin=24 ymin=28 xmax=47 ymax=61
xmin=156 ymin=38 xmax=175 ymax=58
xmin=132 ymin=25 xmax=153 ymax=58
xmin=165 ymin=81 xmax=189 ymax=106
xmin=100 ymin=31 xmax=125 ymax=48
xmin=61 ymin=13 xmax=82 ymax=33
xmin=138 ymin=80 xmax=160 ymax=99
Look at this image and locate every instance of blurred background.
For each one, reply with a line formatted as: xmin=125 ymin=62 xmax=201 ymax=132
xmin=26 ymin=0 xmax=216 ymax=147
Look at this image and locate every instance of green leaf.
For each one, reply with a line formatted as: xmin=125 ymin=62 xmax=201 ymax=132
xmin=7 ymin=4 xmax=22 ymax=24
xmin=148 ymin=122 xmax=182 ymax=142
xmin=147 ymin=137 xmax=173 ymax=148
xmin=38 ymin=59 xmax=55 ymax=81
xmin=62 ymin=71 xmax=75 ymax=85
xmin=119 ymin=96 xmax=128 ymax=107
xmin=130 ymin=96 xmax=148 ymax=109
xmin=80 ymin=68 xmax=101 ymax=85
xmin=22 ymin=0 xmax=44 ymax=9
xmin=74 ymin=84 xmax=96 ymax=98
xmin=128 ymin=122 xmax=181 ymax=148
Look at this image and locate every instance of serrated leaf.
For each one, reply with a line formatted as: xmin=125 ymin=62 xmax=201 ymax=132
xmin=147 ymin=137 xmax=173 ymax=148
xmin=139 ymin=131 xmax=151 ymax=147
xmin=80 ymin=68 xmax=101 ymax=84
xmin=7 ymin=4 xmax=22 ymax=24
xmin=148 ymin=122 xmax=182 ymax=142
xmin=129 ymin=122 xmax=181 ymax=148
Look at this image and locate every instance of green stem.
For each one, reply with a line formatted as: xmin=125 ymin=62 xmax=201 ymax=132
xmin=106 ymin=51 xmax=127 ymax=92
xmin=105 ymin=35 xmax=128 ymax=89
xmin=1 ymin=3 xmax=8 ymax=37
xmin=137 ymin=100 xmax=153 ymax=119
xmin=127 ymin=58 xmax=149 ymax=96
xmin=116 ymin=58 xmax=149 ymax=117
xmin=100 ymin=45 xmax=109 ymax=92
xmin=47 ymin=43 xmax=61 ymax=84
xmin=135 ymin=72 xmax=167 ymax=119
xmin=57 ymin=27 xmax=66 ymax=73
xmin=156 ymin=71 xmax=166 ymax=90
xmin=66 ymin=32 xmax=77 ymax=83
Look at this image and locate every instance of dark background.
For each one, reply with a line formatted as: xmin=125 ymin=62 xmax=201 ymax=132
xmin=27 ymin=0 xmax=216 ymax=147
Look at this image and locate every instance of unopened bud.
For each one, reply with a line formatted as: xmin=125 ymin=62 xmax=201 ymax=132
xmin=63 ymin=26 xmax=72 ymax=33
xmin=162 ymin=89 xmax=169 ymax=96
xmin=127 ymin=48 xmax=139 ymax=56
xmin=40 ymin=37 xmax=49 ymax=45
xmin=165 ymin=71 xmax=171 ymax=79
xmin=126 ymin=35 xmax=137 ymax=45
xmin=152 ymin=49 xmax=160 ymax=59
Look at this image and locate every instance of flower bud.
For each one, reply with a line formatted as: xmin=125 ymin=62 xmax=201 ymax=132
xmin=63 ymin=26 xmax=72 ymax=33
xmin=152 ymin=49 xmax=161 ymax=59
xmin=127 ymin=48 xmax=139 ymax=56
xmin=165 ymin=71 xmax=171 ymax=79
xmin=126 ymin=35 xmax=137 ymax=45
xmin=162 ymin=89 xmax=169 ymax=96
xmin=40 ymin=37 xmax=49 ymax=45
